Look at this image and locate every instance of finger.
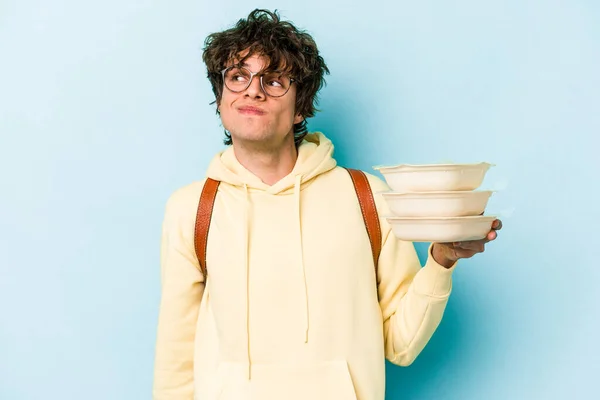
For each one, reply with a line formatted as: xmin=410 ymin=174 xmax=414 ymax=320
xmin=492 ymin=219 xmax=503 ymax=230
xmin=454 ymin=240 xmax=485 ymax=252
xmin=453 ymin=248 xmax=477 ymax=259
xmin=487 ymin=230 xmax=497 ymax=241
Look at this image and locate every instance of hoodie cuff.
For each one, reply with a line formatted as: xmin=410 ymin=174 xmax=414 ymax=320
xmin=412 ymin=244 xmax=455 ymax=297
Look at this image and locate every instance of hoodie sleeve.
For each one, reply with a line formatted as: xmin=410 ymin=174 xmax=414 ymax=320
xmin=153 ymin=184 xmax=205 ymax=399
xmin=365 ymin=173 xmax=457 ymax=367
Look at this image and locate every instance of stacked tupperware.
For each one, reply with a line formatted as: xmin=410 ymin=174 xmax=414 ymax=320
xmin=373 ymin=162 xmax=497 ymax=243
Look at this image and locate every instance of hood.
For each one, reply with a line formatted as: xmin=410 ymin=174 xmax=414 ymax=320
xmin=206 ymin=131 xmax=337 ymax=194
xmin=204 ymin=131 xmax=337 ymax=379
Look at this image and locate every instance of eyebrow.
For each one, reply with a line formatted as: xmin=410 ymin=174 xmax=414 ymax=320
xmin=234 ymin=62 xmax=290 ymax=76
xmin=240 ymin=62 xmax=273 ymax=71
xmin=235 ymin=62 xmax=261 ymax=72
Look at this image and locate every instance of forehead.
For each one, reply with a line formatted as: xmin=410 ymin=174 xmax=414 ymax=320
xmin=227 ymin=50 xmax=291 ymax=73
xmin=235 ymin=54 xmax=267 ymax=70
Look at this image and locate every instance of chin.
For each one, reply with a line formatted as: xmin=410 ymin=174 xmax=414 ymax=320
xmin=230 ymin=129 xmax=274 ymax=144
xmin=224 ymin=119 xmax=292 ymax=146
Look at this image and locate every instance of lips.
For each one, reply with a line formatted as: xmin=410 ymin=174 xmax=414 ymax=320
xmin=238 ymin=106 xmax=266 ymax=115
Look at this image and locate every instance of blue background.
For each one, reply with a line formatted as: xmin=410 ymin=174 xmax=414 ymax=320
xmin=1 ymin=1 xmax=598 ymax=399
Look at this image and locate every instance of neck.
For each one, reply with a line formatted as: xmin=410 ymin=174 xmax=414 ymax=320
xmin=232 ymin=134 xmax=298 ymax=186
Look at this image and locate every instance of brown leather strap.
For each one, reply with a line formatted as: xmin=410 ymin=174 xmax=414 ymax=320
xmin=346 ymin=168 xmax=382 ymax=277
xmin=194 ymin=178 xmax=220 ymax=278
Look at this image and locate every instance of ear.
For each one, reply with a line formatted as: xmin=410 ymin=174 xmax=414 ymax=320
xmin=293 ymin=113 xmax=304 ymax=125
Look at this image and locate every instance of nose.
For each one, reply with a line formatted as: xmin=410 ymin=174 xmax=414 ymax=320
xmin=244 ymin=75 xmax=266 ymax=100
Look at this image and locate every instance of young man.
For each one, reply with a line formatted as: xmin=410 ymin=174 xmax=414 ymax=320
xmin=153 ymin=9 xmax=502 ymax=400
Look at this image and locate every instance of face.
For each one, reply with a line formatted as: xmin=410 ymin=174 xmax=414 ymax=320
xmin=218 ymin=53 xmax=303 ymax=148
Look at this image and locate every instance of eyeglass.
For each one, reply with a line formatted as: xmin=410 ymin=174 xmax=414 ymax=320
xmin=220 ymin=65 xmax=295 ymax=98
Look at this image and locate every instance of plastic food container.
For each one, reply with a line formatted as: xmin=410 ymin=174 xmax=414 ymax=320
xmin=381 ymin=190 xmax=494 ymax=217
xmin=373 ymin=162 xmax=493 ymax=192
xmin=385 ymin=215 xmax=497 ymax=242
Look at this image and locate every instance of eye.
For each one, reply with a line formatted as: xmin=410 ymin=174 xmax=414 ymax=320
xmin=224 ymin=67 xmax=250 ymax=84
xmin=265 ymin=79 xmax=283 ymax=87
xmin=264 ymin=73 xmax=289 ymax=88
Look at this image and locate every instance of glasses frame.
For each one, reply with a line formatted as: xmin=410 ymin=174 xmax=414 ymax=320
xmin=220 ymin=65 xmax=296 ymax=98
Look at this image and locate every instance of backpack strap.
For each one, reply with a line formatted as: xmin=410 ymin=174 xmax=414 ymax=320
xmin=194 ymin=178 xmax=220 ymax=278
xmin=345 ymin=168 xmax=382 ymax=277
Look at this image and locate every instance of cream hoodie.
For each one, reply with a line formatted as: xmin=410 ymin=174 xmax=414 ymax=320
xmin=153 ymin=132 xmax=456 ymax=400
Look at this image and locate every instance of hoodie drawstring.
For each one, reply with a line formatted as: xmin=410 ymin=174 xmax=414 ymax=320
xmin=243 ymin=183 xmax=252 ymax=379
xmin=294 ymin=175 xmax=310 ymax=343
xmin=243 ymin=177 xmax=310 ymax=380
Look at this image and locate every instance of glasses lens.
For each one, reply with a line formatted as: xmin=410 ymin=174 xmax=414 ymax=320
xmin=224 ymin=67 xmax=252 ymax=92
xmin=223 ymin=67 xmax=292 ymax=97
xmin=261 ymin=72 xmax=292 ymax=97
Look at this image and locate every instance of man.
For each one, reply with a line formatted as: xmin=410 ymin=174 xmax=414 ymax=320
xmin=153 ymin=9 xmax=502 ymax=400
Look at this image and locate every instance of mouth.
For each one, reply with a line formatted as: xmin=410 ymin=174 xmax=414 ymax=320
xmin=237 ymin=106 xmax=266 ymax=116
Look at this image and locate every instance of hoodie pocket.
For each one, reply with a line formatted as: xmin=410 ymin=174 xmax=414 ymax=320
xmin=213 ymin=360 xmax=358 ymax=400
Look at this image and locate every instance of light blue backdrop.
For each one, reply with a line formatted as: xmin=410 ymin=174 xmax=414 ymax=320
xmin=1 ymin=1 xmax=597 ymax=399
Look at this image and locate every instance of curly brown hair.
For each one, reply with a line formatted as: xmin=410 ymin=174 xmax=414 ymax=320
xmin=202 ymin=9 xmax=330 ymax=145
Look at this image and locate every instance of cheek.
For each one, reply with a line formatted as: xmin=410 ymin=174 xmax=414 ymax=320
xmin=219 ymin=95 xmax=237 ymax=121
xmin=280 ymin=98 xmax=298 ymax=120
xmin=286 ymin=91 xmax=299 ymax=120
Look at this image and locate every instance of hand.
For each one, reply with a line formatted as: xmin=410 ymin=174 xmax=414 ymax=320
xmin=431 ymin=219 xmax=503 ymax=268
